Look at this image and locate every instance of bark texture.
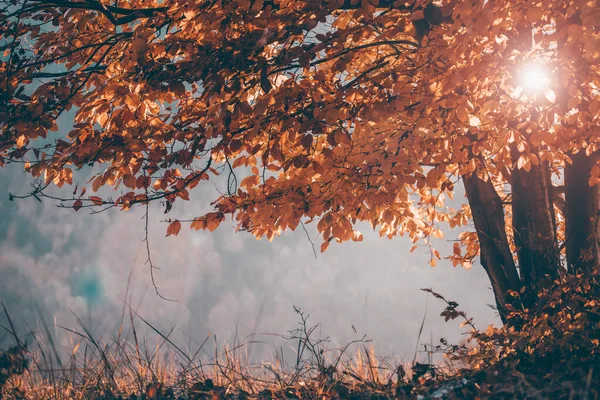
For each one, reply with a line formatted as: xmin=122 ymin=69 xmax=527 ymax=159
xmin=564 ymin=151 xmax=600 ymax=274
xmin=463 ymin=173 xmax=521 ymax=322
xmin=511 ymin=161 xmax=560 ymax=293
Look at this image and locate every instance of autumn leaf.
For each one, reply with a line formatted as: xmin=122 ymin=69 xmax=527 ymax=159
xmin=468 ymin=114 xmax=481 ymax=127
xmin=123 ymin=174 xmax=136 ymax=189
xmin=169 ymin=82 xmax=186 ymax=96
xmin=240 ymin=175 xmax=260 ymax=189
xmin=89 ymin=196 xmax=103 ymax=206
xmin=456 ymin=106 xmax=470 ymax=123
xmin=191 ymin=218 xmax=207 ymax=231
xmin=545 ymin=89 xmax=556 ymax=103
xmin=517 ymin=155 xmax=532 ymax=172
xmin=410 ymin=10 xmax=424 ymax=20
xmin=293 ymin=155 xmax=310 ymax=168
xmin=526 ymin=6 xmax=543 ymax=22
xmin=16 ymin=135 xmax=27 ymax=148
xmin=166 ymin=220 xmax=182 ymax=236
xmin=301 ymin=134 xmax=313 ymax=149
xmin=352 ymin=230 xmax=363 ymax=242
xmin=73 ymin=199 xmax=83 ymax=212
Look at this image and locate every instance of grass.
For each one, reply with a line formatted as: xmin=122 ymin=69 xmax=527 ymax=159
xmin=2 ymin=278 xmax=600 ymax=399
xmin=1 ymin=303 xmax=420 ymax=399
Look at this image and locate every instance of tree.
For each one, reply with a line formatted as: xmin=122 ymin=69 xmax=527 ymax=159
xmin=1 ymin=0 xmax=598 ymax=322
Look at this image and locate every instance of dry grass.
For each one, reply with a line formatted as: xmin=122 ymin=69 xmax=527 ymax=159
xmin=2 ymin=278 xmax=600 ymax=399
xmin=1 ymin=305 xmax=419 ymax=399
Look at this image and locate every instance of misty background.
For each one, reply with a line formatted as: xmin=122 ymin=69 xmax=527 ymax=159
xmin=0 ymin=160 xmax=498 ymax=363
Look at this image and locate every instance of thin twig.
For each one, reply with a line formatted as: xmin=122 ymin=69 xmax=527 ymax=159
xmin=143 ymin=199 xmax=176 ymax=302
xmin=300 ymin=221 xmax=317 ymax=259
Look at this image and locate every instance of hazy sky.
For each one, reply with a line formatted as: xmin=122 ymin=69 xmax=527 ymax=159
xmin=0 ymin=161 xmax=498 ymax=363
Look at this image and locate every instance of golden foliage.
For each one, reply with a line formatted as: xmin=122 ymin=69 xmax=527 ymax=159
xmin=425 ymin=270 xmax=600 ymax=398
xmin=0 ymin=0 xmax=599 ymax=264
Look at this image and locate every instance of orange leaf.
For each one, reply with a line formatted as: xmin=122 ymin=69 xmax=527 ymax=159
xmin=123 ymin=174 xmax=136 ymax=189
xmin=468 ymin=114 xmax=481 ymax=127
xmin=301 ymin=134 xmax=313 ymax=149
xmin=73 ymin=199 xmax=82 ymax=212
xmin=89 ymin=196 xmax=103 ymax=205
xmin=240 ymin=175 xmax=259 ymax=189
xmin=191 ymin=218 xmax=207 ymax=230
xmin=170 ymin=82 xmax=186 ymax=96
xmin=16 ymin=135 xmax=27 ymax=149
xmin=166 ymin=220 xmax=182 ymax=236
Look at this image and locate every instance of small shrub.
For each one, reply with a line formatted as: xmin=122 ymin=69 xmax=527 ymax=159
xmin=424 ymin=271 xmax=600 ymax=398
xmin=0 ymin=345 xmax=28 ymax=398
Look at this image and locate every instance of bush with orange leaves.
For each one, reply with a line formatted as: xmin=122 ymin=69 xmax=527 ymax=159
xmin=425 ymin=270 xmax=600 ymax=398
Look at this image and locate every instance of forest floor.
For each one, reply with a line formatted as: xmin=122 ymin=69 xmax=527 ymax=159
xmin=1 ymin=280 xmax=599 ymax=399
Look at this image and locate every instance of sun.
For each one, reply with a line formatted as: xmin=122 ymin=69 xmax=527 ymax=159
xmin=518 ymin=64 xmax=550 ymax=93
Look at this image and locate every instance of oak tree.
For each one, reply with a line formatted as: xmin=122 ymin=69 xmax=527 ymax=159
xmin=1 ymin=0 xmax=599 ymax=321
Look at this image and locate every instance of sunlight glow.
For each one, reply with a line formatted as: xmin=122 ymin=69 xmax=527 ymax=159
xmin=518 ymin=64 xmax=550 ymax=93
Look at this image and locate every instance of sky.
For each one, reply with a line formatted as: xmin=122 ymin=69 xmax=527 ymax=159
xmin=0 ymin=159 xmax=498 ymax=364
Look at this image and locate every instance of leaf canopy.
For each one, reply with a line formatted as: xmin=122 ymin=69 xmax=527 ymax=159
xmin=1 ymin=0 xmax=598 ymax=264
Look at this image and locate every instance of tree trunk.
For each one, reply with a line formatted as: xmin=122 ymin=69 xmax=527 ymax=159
xmin=564 ymin=151 xmax=600 ymax=274
xmin=463 ymin=173 xmax=521 ymax=322
xmin=511 ymin=160 xmax=561 ymax=295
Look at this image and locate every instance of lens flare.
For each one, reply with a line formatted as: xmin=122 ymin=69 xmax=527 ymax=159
xmin=518 ymin=64 xmax=550 ymax=93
